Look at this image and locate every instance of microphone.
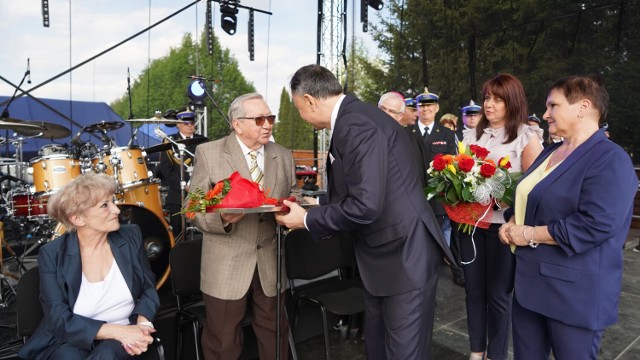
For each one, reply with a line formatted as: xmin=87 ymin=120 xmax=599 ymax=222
xmin=27 ymin=58 xmax=31 ymax=84
xmin=70 ymin=128 xmax=84 ymax=145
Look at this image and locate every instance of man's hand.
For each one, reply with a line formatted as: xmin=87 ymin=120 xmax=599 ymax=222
xmin=275 ymin=200 xmax=307 ymax=230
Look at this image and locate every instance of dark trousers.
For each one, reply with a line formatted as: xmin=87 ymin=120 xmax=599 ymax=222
xmin=363 ymin=274 xmax=439 ymax=360
xmin=201 ymin=268 xmax=289 ymax=360
xmin=512 ymin=294 xmax=604 ymax=360
xmin=459 ymin=224 xmax=514 ymax=360
xmin=46 ymin=339 xmax=133 ymax=360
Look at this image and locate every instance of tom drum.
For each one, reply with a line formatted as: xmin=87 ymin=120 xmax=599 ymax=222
xmin=29 ymin=155 xmax=81 ymax=197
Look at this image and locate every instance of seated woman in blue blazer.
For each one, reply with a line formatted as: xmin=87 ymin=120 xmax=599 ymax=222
xmin=499 ymin=75 xmax=638 ymax=359
xmin=18 ymin=173 xmax=160 ymax=360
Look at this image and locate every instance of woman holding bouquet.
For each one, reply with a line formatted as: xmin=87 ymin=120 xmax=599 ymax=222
xmin=461 ymin=73 xmax=543 ymax=360
xmin=499 ymin=75 xmax=637 ymax=359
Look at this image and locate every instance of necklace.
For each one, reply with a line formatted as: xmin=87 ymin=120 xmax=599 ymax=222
xmin=547 ymin=145 xmax=574 ymax=168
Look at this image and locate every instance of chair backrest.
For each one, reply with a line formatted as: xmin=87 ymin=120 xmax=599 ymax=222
xmin=284 ymin=229 xmax=344 ymax=280
xmin=16 ymin=266 xmax=43 ymax=339
xmin=169 ymin=238 xmax=203 ymax=297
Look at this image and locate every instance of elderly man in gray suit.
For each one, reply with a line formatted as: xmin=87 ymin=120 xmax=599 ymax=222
xmin=189 ymin=93 xmax=297 ymax=360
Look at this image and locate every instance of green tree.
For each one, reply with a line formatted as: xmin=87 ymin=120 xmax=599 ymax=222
xmin=365 ymin=0 xmax=639 ymax=163
xmin=110 ymin=30 xmax=255 ymax=141
xmin=274 ymin=87 xmax=314 ymax=150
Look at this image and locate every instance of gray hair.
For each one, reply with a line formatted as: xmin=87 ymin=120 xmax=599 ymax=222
xmin=228 ymin=93 xmax=264 ymax=130
xmin=378 ymin=92 xmax=406 ymax=113
xmin=47 ymin=173 xmax=117 ymax=231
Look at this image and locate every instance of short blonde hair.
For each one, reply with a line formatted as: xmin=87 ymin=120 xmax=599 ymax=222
xmin=47 ymin=173 xmax=117 ymax=231
xmin=440 ymin=113 xmax=458 ymax=131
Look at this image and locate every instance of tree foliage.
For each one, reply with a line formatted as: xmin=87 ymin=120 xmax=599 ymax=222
xmin=273 ymin=87 xmax=315 ymax=150
xmin=364 ymin=0 xmax=640 ymax=162
xmin=110 ymin=30 xmax=255 ymax=141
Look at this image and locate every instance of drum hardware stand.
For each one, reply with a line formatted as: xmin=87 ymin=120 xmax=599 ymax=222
xmin=0 ymin=222 xmax=17 ymax=310
xmin=154 ymin=127 xmax=194 ymax=243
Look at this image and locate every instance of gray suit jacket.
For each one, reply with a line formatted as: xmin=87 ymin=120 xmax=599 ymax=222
xmin=190 ymin=134 xmax=297 ymax=299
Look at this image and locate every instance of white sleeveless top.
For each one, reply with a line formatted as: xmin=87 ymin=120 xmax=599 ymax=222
xmin=73 ymin=259 xmax=135 ymax=325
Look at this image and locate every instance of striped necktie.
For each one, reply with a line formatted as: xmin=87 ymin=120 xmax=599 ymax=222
xmin=249 ymin=150 xmax=264 ymax=187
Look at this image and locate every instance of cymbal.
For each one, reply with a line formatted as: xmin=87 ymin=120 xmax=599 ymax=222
xmin=84 ymin=121 xmax=125 ymax=133
xmin=126 ymin=117 xmax=184 ymax=124
xmin=145 ymin=137 xmax=209 ymax=153
xmin=0 ymin=117 xmax=46 ymax=130
xmin=13 ymin=121 xmax=71 ymax=139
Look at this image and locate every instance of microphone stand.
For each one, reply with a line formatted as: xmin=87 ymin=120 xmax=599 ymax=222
xmin=158 ymin=130 xmax=194 ymax=242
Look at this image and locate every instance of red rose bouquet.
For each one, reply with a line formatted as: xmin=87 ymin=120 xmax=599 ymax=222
xmin=181 ymin=171 xmax=295 ymax=219
xmin=424 ymin=143 xmax=520 ymax=233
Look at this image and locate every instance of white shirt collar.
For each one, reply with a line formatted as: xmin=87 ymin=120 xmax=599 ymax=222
xmin=418 ymin=121 xmax=434 ymax=136
xmin=235 ymin=134 xmax=264 ymax=156
xmin=330 ymin=94 xmax=346 ymax=131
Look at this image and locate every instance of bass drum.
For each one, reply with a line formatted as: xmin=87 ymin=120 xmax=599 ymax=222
xmin=52 ymin=204 xmax=174 ymax=289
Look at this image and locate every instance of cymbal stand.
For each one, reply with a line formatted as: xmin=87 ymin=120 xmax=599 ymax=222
xmin=0 ymin=222 xmax=17 ymax=310
xmin=7 ymin=136 xmax=25 ymax=180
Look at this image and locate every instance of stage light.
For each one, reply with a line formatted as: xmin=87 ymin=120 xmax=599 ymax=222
xmin=186 ymin=80 xmax=207 ymax=106
xmin=42 ymin=0 xmax=50 ymax=27
xmin=220 ymin=1 xmax=239 ymax=35
xmin=248 ymin=10 xmax=255 ymax=61
xmin=368 ymin=0 xmax=384 ymax=11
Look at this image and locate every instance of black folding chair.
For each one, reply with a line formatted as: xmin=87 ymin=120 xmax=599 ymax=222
xmin=15 ymin=266 xmax=165 ymax=360
xmin=169 ymin=238 xmax=206 ymax=360
xmin=284 ymin=229 xmax=365 ymax=360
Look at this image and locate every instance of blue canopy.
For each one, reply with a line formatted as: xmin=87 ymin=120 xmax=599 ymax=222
xmin=0 ymin=96 xmax=164 ymax=162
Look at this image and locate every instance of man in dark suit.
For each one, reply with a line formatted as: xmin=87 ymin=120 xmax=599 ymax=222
xmin=408 ymin=89 xmax=463 ymax=286
xmin=155 ymin=107 xmax=207 ymax=238
xmin=276 ymin=65 xmax=455 ymax=359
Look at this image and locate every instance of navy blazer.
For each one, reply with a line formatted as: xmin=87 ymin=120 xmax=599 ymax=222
xmin=18 ymin=224 xmax=159 ymax=359
xmin=306 ymin=94 xmax=455 ymax=297
xmin=509 ymin=130 xmax=638 ymax=330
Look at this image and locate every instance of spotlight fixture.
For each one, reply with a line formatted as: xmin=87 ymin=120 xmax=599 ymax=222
xmin=368 ymin=0 xmax=384 ymax=11
xmin=248 ymin=10 xmax=255 ymax=61
xmin=186 ymin=80 xmax=207 ymax=106
xmin=220 ymin=0 xmax=239 ymax=36
xmin=42 ymin=0 xmax=50 ymax=27
xmin=361 ymin=0 xmax=383 ymax=32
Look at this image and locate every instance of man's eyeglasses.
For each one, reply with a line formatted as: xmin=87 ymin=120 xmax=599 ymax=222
xmin=378 ymin=105 xmax=403 ymax=116
xmin=237 ymin=115 xmax=276 ymax=126
xmin=180 ymin=121 xmax=195 ymax=126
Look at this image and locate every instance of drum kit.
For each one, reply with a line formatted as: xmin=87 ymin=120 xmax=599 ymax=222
xmin=0 ymin=115 xmax=200 ymax=289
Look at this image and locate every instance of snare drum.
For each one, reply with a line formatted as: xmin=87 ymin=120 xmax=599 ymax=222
xmin=29 ymin=155 xmax=81 ymax=197
xmin=120 ymin=179 xmax=164 ymax=220
xmin=7 ymin=190 xmax=48 ymax=218
xmin=92 ymin=146 xmax=151 ymax=189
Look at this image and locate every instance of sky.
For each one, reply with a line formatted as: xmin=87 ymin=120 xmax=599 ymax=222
xmin=0 ymin=0 xmax=386 ymax=123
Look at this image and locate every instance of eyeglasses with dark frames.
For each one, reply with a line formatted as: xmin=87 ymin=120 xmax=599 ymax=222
xmin=237 ymin=114 xmax=276 ymax=126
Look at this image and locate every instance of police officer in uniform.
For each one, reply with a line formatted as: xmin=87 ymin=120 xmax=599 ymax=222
xmin=409 ymin=89 xmax=464 ymax=286
xmin=401 ymin=97 xmax=419 ymax=126
xmin=457 ymin=100 xmax=482 ymax=142
xmin=155 ymin=107 xmax=208 ymax=238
